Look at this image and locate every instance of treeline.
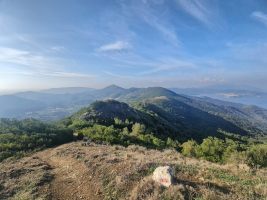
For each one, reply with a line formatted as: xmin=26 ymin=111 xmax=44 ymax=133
xmin=64 ymin=117 xmax=267 ymax=168
xmin=0 ymin=119 xmax=73 ymax=161
xmin=181 ymin=137 xmax=267 ymax=168
xmin=65 ymin=117 xmax=179 ymax=149
xmin=1 ymin=117 xmax=266 ymax=168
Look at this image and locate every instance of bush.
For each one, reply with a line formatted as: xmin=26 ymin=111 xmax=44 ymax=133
xmin=222 ymin=138 xmax=239 ymax=162
xmin=197 ymin=137 xmax=225 ymax=163
xmin=131 ymin=123 xmax=146 ymax=136
xmin=181 ymin=137 xmax=240 ymax=163
xmin=181 ymin=140 xmax=198 ymax=157
xmin=80 ymin=124 xmax=121 ymax=144
xmin=68 ymin=119 xmax=91 ymax=130
xmin=246 ymin=144 xmax=267 ymax=168
xmin=166 ymin=137 xmax=180 ymax=149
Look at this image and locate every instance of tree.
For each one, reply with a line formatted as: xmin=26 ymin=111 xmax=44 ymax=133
xmin=114 ymin=118 xmax=123 ymax=125
xmin=181 ymin=140 xmax=198 ymax=157
xmin=166 ymin=137 xmax=179 ymax=149
xmin=122 ymin=127 xmax=129 ymax=135
xmin=152 ymin=137 xmax=165 ymax=148
xmin=246 ymin=144 xmax=267 ymax=168
xmin=131 ymin=123 xmax=146 ymax=136
xmin=124 ymin=119 xmax=130 ymax=125
xmin=198 ymin=137 xmax=225 ymax=162
xmin=223 ymin=139 xmax=238 ymax=162
xmin=0 ymin=119 xmax=73 ymax=162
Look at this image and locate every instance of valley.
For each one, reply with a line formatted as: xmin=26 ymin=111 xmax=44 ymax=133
xmin=0 ymin=86 xmax=266 ymax=200
xmin=1 ymin=1 xmax=267 ymax=199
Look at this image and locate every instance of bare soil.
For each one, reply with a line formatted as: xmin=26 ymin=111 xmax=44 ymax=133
xmin=37 ymin=146 xmax=101 ymax=200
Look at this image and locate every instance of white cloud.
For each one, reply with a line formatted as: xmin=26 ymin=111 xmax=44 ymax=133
xmin=97 ymin=41 xmax=131 ymax=52
xmin=51 ymin=46 xmax=65 ymax=52
xmin=0 ymin=47 xmax=95 ymax=79
xmin=0 ymin=69 xmax=95 ymax=79
xmin=0 ymin=47 xmax=29 ymax=61
xmin=251 ymin=11 xmax=267 ymax=26
xmin=0 ymin=47 xmax=61 ymax=70
xmin=176 ymin=0 xmax=214 ymax=27
xmin=43 ymin=71 xmax=95 ymax=78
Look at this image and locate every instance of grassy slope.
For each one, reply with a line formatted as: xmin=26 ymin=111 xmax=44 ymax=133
xmin=0 ymin=142 xmax=266 ymax=200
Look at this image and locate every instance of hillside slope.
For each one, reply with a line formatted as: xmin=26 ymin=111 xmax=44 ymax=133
xmin=0 ymin=86 xmax=266 ymax=137
xmin=69 ymin=99 xmax=249 ymax=142
xmin=0 ymin=142 xmax=266 ymax=200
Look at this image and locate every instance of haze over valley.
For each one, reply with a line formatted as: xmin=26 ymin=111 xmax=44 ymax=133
xmin=0 ymin=1 xmax=267 ymax=200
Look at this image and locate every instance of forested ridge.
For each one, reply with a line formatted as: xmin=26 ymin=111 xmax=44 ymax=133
xmin=0 ymin=118 xmax=73 ymax=161
xmin=0 ymin=87 xmax=267 ymax=168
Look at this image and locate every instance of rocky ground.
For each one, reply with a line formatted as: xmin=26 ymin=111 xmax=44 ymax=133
xmin=0 ymin=142 xmax=266 ymax=200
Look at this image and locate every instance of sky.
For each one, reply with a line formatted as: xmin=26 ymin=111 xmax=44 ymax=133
xmin=0 ymin=0 xmax=267 ymax=91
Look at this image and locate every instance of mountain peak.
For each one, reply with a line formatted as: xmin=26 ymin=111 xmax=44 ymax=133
xmin=78 ymin=99 xmax=143 ymax=124
xmin=103 ymin=85 xmax=125 ymax=90
xmin=141 ymin=87 xmax=178 ymax=98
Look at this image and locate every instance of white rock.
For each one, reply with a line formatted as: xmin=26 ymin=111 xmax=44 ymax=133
xmin=152 ymin=166 xmax=173 ymax=187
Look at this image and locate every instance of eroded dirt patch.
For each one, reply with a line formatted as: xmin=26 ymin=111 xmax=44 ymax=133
xmin=37 ymin=146 xmax=101 ymax=200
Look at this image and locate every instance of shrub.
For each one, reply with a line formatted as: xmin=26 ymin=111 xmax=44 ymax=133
xmin=166 ymin=137 xmax=180 ymax=149
xmin=80 ymin=124 xmax=121 ymax=144
xmin=181 ymin=137 xmax=241 ymax=164
xmin=197 ymin=137 xmax=225 ymax=162
xmin=246 ymin=144 xmax=267 ymax=168
xmin=222 ymin=138 xmax=239 ymax=162
xmin=181 ymin=140 xmax=198 ymax=157
xmin=131 ymin=123 xmax=146 ymax=136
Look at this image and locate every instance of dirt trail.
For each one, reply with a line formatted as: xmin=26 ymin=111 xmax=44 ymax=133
xmin=1 ymin=142 xmax=266 ymax=200
xmin=37 ymin=146 xmax=102 ymax=200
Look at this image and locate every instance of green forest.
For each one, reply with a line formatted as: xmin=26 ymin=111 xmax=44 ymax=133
xmin=0 ymin=99 xmax=267 ymax=168
xmin=0 ymin=118 xmax=73 ymax=162
xmin=65 ymin=117 xmax=267 ymax=168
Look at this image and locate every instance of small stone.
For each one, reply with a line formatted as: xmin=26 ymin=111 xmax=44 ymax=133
xmin=152 ymin=166 xmax=174 ymax=187
xmin=115 ymin=175 xmax=123 ymax=185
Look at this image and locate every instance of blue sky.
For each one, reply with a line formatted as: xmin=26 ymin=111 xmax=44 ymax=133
xmin=0 ymin=0 xmax=267 ymax=91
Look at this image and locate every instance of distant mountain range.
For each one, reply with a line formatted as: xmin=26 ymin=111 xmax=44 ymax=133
xmin=170 ymin=87 xmax=267 ymax=109
xmin=0 ymin=85 xmax=266 ymax=137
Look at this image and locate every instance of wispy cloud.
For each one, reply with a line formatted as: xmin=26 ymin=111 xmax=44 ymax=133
xmin=100 ymin=51 xmax=197 ymax=76
xmin=38 ymin=71 xmax=95 ymax=78
xmin=138 ymin=58 xmax=196 ymax=75
xmin=176 ymin=0 xmax=215 ymax=27
xmin=97 ymin=41 xmax=131 ymax=52
xmin=119 ymin=0 xmax=181 ymax=47
xmin=51 ymin=46 xmax=65 ymax=52
xmin=0 ymin=47 xmax=62 ymax=70
xmin=102 ymin=69 xmax=226 ymax=88
xmin=141 ymin=12 xmax=180 ymax=46
xmin=251 ymin=11 xmax=267 ymax=27
xmin=226 ymin=42 xmax=267 ymax=64
xmin=0 ymin=47 xmax=95 ymax=79
xmin=0 ymin=69 xmax=95 ymax=79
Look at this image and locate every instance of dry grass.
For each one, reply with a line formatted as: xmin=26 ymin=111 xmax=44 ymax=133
xmin=0 ymin=156 xmax=52 ymax=200
xmin=0 ymin=142 xmax=266 ymax=200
